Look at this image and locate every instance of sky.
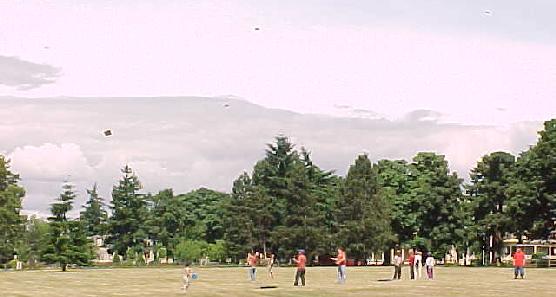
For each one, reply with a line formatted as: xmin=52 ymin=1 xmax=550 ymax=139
xmin=0 ymin=1 xmax=555 ymax=216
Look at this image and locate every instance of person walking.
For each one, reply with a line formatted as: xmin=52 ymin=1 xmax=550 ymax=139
xmin=408 ymin=250 xmax=415 ymax=280
xmin=293 ymin=250 xmax=307 ymax=286
xmin=513 ymin=248 xmax=525 ymax=279
xmin=425 ymin=252 xmax=435 ymax=280
xmin=331 ymin=247 xmax=347 ymax=284
xmin=414 ymin=251 xmax=423 ymax=279
xmin=393 ymin=251 xmax=403 ymax=280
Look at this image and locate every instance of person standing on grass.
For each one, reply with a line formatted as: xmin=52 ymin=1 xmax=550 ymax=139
xmin=414 ymin=251 xmax=423 ymax=279
xmin=267 ymin=253 xmax=276 ymax=279
xmin=513 ymin=248 xmax=525 ymax=279
xmin=247 ymin=251 xmax=258 ymax=281
xmin=408 ymin=250 xmax=415 ymax=280
xmin=425 ymin=252 xmax=435 ymax=280
xmin=293 ymin=249 xmax=307 ymax=286
xmin=331 ymin=247 xmax=347 ymax=284
xmin=393 ymin=251 xmax=403 ymax=280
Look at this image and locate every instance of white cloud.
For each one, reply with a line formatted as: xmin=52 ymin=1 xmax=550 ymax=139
xmin=9 ymin=143 xmax=94 ymax=182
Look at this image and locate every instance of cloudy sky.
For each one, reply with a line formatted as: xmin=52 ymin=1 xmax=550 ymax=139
xmin=1 ymin=1 xmax=554 ymax=216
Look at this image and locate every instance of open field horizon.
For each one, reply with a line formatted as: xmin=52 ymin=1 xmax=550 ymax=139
xmin=2 ymin=266 xmax=555 ymax=297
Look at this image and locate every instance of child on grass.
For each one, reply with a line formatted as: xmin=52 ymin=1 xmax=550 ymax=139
xmin=182 ymin=264 xmax=193 ymax=294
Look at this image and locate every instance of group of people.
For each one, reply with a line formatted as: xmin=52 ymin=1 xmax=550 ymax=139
xmin=180 ymin=247 xmax=528 ymax=293
xmin=245 ymin=247 xmax=346 ymax=286
xmin=246 ymin=249 xmax=306 ymax=286
xmin=246 ymin=251 xmax=277 ymax=282
xmin=394 ymin=249 xmax=436 ymax=280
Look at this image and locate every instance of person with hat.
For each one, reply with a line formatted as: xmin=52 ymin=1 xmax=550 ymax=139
xmin=293 ymin=249 xmax=307 ymax=286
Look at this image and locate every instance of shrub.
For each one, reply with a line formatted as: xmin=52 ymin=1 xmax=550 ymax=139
xmin=112 ymin=254 xmax=121 ymax=265
xmin=532 ymin=252 xmax=548 ymax=268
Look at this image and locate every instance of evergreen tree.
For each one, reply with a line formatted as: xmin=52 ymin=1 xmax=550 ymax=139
xmin=250 ymin=136 xmax=298 ymax=254
xmin=336 ymin=154 xmax=393 ymax=260
xmin=408 ymin=152 xmax=464 ymax=256
xmin=109 ymin=165 xmax=148 ymax=257
xmin=223 ymin=173 xmax=257 ymax=260
xmin=80 ymin=183 xmax=108 ymax=236
xmin=468 ymin=152 xmax=515 ymax=263
xmin=273 ymin=161 xmax=323 ymax=258
xmin=300 ymin=148 xmax=340 ymax=255
xmin=43 ymin=183 xmax=92 ymax=271
xmin=0 ymin=156 xmax=25 ymax=266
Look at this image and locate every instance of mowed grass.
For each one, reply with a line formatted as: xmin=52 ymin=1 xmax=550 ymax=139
xmin=1 ymin=266 xmax=555 ymax=297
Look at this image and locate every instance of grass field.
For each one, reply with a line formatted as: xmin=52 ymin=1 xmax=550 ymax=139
xmin=1 ymin=266 xmax=555 ymax=297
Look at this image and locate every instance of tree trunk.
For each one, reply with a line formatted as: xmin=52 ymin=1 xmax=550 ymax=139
xmin=263 ymin=240 xmax=267 ymax=258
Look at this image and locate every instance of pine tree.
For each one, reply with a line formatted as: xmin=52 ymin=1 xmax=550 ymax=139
xmin=0 ymin=156 xmax=25 ymax=266
xmin=336 ymin=154 xmax=393 ymax=260
xmin=80 ymin=183 xmax=108 ymax=236
xmin=223 ymin=173 xmax=257 ymax=260
xmin=468 ymin=152 xmax=515 ymax=263
xmin=250 ymin=136 xmax=298 ymax=254
xmin=273 ymin=159 xmax=330 ymax=258
xmin=43 ymin=183 xmax=92 ymax=271
xmin=109 ymin=165 xmax=148 ymax=258
xmin=300 ymin=148 xmax=339 ymax=255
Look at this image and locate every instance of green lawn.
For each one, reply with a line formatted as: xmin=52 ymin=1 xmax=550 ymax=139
xmin=1 ymin=266 xmax=555 ymax=296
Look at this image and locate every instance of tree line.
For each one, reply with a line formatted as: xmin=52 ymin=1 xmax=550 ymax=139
xmin=1 ymin=119 xmax=555 ymax=269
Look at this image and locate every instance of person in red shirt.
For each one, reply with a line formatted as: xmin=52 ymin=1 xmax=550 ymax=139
xmin=293 ymin=250 xmax=307 ymax=286
xmin=408 ymin=250 xmax=415 ymax=280
xmin=331 ymin=247 xmax=346 ymax=284
xmin=246 ymin=251 xmax=258 ymax=281
xmin=513 ymin=248 xmax=525 ymax=279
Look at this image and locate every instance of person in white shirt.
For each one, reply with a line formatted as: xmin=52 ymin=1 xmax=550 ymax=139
xmin=425 ymin=252 xmax=435 ymax=280
xmin=392 ymin=251 xmax=403 ymax=280
xmin=182 ymin=264 xmax=193 ymax=294
xmin=414 ymin=251 xmax=423 ymax=279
